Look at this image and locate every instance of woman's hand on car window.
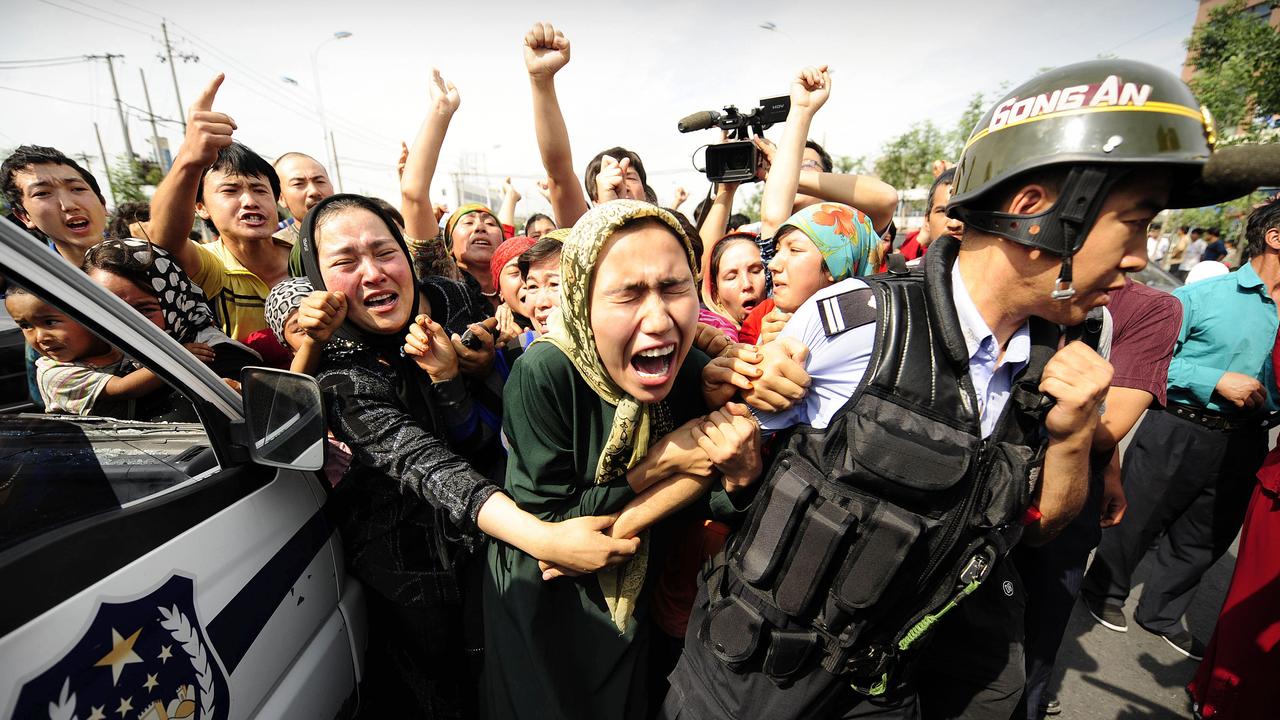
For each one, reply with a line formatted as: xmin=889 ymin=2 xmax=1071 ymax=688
xmin=183 ymin=342 xmax=216 ymax=364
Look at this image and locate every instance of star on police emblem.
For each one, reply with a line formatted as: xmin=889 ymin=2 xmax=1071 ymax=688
xmin=12 ymin=575 xmax=230 ymax=720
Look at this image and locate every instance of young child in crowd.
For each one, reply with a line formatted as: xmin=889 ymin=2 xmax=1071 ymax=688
xmin=6 ymin=286 xmax=164 ymax=416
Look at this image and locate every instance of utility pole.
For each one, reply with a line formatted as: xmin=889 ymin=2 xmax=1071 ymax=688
xmin=87 ymin=53 xmax=135 ymax=176
xmin=328 ymin=131 xmax=345 ymax=192
xmin=161 ymin=21 xmax=186 ymax=130
xmin=139 ymin=68 xmax=165 ymax=170
xmin=93 ymin=123 xmax=116 ymax=205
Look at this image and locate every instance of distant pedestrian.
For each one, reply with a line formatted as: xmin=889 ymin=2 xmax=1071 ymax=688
xmin=1083 ymin=200 xmax=1280 ymax=661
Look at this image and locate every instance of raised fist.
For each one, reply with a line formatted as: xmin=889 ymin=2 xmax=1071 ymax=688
xmin=524 ymin=22 xmax=571 ymax=80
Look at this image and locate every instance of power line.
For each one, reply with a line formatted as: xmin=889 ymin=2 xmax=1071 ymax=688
xmin=0 ymin=55 xmax=87 ymax=65
xmin=0 ymin=59 xmax=90 ymax=69
xmin=35 ymin=0 xmax=152 ymax=37
xmin=72 ymin=0 xmax=156 ymax=27
xmin=167 ymin=21 xmax=399 ymax=149
xmin=0 ymin=84 xmax=119 ymax=111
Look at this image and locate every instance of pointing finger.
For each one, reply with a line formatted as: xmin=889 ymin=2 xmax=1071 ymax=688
xmin=194 ymin=73 xmax=224 ymax=113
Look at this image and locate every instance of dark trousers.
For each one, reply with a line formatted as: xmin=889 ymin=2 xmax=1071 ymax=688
xmin=1013 ymin=476 xmax=1103 ymax=720
xmin=914 ymin=559 xmax=1026 ymax=720
xmin=1082 ymin=409 xmax=1266 ymax=634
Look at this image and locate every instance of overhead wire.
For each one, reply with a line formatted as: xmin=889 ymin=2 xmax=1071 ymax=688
xmin=0 ymin=59 xmax=90 ymax=70
xmin=97 ymin=1 xmax=401 ymax=152
xmin=35 ymin=0 xmax=153 ymax=37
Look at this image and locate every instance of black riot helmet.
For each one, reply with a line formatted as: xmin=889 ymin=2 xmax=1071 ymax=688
xmin=947 ymin=59 xmax=1218 ymax=299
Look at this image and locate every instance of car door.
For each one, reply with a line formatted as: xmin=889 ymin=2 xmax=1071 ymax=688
xmin=0 ymin=217 xmax=366 ymax=720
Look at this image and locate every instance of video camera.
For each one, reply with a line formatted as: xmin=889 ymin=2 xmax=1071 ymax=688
xmin=678 ymin=96 xmax=790 ymax=184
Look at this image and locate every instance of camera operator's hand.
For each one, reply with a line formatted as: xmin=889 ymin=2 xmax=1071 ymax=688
xmin=524 ymin=22 xmax=571 ymax=80
xmin=791 ymin=65 xmax=832 ymax=115
xmin=596 ymin=155 xmax=629 ymax=203
xmin=751 ymin=137 xmax=777 ymax=181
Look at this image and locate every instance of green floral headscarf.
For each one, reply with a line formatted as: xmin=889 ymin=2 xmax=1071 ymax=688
xmin=537 ymin=199 xmax=698 ymax=632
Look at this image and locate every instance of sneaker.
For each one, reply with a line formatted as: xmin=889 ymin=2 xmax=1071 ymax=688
xmin=1083 ymin=594 xmax=1128 ymax=632
xmin=1138 ymin=622 xmax=1206 ymax=660
xmin=1041 ymin=696 xmax=1062 ymax=716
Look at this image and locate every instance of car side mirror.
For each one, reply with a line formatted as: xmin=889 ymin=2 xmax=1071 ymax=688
xmin=240 ymin=367 xmax=325 ymax=471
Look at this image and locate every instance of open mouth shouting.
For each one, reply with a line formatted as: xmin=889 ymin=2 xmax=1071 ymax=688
xmin=238 ymin=211 xmax=268 ymax=228
xmin=63 ymin=215 xmax=92 ymax=235
xmin=363 ymin=290 xmax=399 ymax=314
xmin=630 ymin=343 xmax=676 ymax=387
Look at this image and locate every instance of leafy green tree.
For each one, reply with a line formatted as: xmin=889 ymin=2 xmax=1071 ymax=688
xmin=834 ymin=154 xmax=869 ymax=175
xmin=873 ymin=121 xmax=951 ymax=190
xmin=106 ymin=155 xmax=147 ymax=204
xmin=1185 ymin=0 xmax=1280 ymax=139
xmin=948 ymin=92 xmax=987 ymax=158
xmin=874 ymin=92 xmax=986 ymax=190
xmin=739 ymin=183 xmax=764 ymax=223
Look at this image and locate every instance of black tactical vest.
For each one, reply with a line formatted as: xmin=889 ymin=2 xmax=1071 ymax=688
xmin=700 ymin=236 xmax=1060 ymax=695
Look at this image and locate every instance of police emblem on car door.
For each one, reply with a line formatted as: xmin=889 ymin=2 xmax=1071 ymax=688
xmin=12 ymin=575 xmax=230 ymax=720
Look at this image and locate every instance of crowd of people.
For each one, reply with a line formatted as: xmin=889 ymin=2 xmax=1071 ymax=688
xmin=4 ymin=20 xmax=1280 ymax=720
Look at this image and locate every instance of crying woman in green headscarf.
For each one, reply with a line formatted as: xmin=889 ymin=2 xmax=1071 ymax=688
xmin=482 ymin=200 xmax=763 ymax=720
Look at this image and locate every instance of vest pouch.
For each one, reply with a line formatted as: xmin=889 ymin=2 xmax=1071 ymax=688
xmin=772 ymin=499 xmax=854 ymax=615
xmin=844 ymin=394 xmax=975 ymax=498
xmin=734 ymin=453 xmax=819 ymax=587
xmin=976 ymin=442 xmax=1041 ymax=529
xmin=830 ymin=502 xmax=924 ymax=611
xmin=763 ymin=628 xmax=821 ymax=681
xmin=702 ymin=595 xmax=769 ymax=668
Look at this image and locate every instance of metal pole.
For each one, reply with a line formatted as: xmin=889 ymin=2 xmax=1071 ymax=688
xmin=162 ymin=21 xmax=186 ymax=130
xmin=310 ymin=46 xmax=334 ymax=180
xmin=93 ymin=123 xmax=116 ymax=205
xmin=101 ymin=55 xmax=136 ymax=169
xmin=329 ymin=131 xmax=344 ymax=192
xmin=139 ymin=68 xmax=165 ymax=171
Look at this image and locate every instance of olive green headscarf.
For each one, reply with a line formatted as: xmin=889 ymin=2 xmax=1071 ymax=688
xmin=537 ymin=199 xmax=698 ymax=632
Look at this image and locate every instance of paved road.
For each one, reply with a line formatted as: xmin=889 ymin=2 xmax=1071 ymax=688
xmin=1047 ymin=536 xmax=1236 ymax=720
xmin=1038 ymin=420 xmax=1262 ymax=720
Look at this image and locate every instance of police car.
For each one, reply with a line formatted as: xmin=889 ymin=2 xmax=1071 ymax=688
xmin=0 ymin=217 xmax=367 ymax=719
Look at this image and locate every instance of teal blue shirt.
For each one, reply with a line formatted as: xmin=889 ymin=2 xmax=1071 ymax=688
xmin=1168 ymin=260 xmax=1278 ymax=413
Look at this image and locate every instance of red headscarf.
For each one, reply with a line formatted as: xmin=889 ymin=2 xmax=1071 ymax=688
xmin=490 ymin=235 xmax=537 ymax=290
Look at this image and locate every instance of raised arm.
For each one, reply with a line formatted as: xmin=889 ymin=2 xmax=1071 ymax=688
xmin=1025 ymin=342 xmax=1113 ymax=545
xmin=795 ymin=172 xmax=899 ymax=232
xmin=401 ymin=68 xmax=460 ymax=243
xmin=150 ymin=74 xmax=234 ymax=276
xmin=698 ymin=183 xmax=739 ymax=269
xmin=524 ymin=22 xmax=590 ymax=226
xmin=760 ymin=65 xmax=831 ymax=239
xmin=497 ymin=177 xmax=521 ymax=229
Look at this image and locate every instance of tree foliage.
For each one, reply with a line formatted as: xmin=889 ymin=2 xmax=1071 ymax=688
xmin=106 ymin=155 xmax=149 ymax=205
xmin=873 ymin=92 xmax=985 ymax=190
xmin=1185 ymin=0 xmax=1280 ymax=138
xmin=873 ymin=121 xmax=951 ymax=190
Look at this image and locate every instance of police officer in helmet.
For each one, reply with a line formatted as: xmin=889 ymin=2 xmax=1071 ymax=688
xmin=662 ymin=59 xmax=1237 ymax=719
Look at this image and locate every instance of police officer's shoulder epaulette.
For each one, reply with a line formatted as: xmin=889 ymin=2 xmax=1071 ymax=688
xmin=818 ymin=287 xmax=877 ymax=338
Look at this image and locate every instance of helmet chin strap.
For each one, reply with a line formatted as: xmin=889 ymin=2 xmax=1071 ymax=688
xmin=1051 ymin=255 xmax=1076 ymax=300
xmin=953 ymin=165 xmax=1123 ymax=301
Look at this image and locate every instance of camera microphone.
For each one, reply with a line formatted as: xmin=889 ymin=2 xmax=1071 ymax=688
xmin=678 ymin=110 xmax=721 ymax=133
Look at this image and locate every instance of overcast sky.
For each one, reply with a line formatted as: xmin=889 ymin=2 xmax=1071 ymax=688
xmin=1 ymin=0 xmax=1200 ymax=217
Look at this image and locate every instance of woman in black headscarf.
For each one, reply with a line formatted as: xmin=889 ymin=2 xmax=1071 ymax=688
xmin=297 ymin=194 xmax=639 ymax=718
